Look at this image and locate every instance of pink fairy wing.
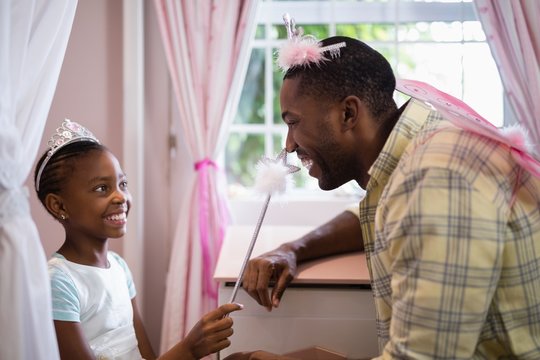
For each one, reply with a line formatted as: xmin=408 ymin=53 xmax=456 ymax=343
xmin=397 ymin=79 xmax=502 ymax=135
xmin=396 ymin=78 xmax=540 ymax=178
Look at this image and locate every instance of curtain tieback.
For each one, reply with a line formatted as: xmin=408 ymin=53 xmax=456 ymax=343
xmin=194 ymin=158 xmax=217 ymax=171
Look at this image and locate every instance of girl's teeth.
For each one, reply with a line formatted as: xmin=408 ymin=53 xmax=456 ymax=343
xmin=107 ymin=213 xmax=126 ymax=221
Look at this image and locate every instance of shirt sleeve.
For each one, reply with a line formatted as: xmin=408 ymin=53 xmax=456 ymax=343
xmin=49 ymin=266 xmax=81 ymax=322
xmin=110 ymin=252 xmax=137 ymax=299
xmin=378 ymin=167 xmax=504 ymax=359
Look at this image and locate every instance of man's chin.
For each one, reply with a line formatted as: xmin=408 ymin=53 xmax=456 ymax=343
xmin=317 ymin=179 xmax=339 ymax=191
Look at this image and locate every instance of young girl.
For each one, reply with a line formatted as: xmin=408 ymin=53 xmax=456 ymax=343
xmin=34 ymin=120 xmax=242 ymax=360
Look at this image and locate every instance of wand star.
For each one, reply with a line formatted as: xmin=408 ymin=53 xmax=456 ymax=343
xmin=261 ymin=148 xmax=301 ymax=174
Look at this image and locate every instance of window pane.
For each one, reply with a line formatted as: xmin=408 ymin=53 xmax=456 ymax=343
xmin=396 ymin=43 xmax=464 ymax=98
xmin=337 ymin=23 xmax=395 ymax=41
xmin=234 ymin=48 xmax=265 ymax=125
xmin=398 ymin=22 xmax=464 ymax=42
xmin=400 ymin=0 xmax=471 ymax=2
xmin=273 ymin=54 xmax=284 ymax=124
xmin=255 ymin=25 xmax=265 ymax=40
xmin=463 ymin=21 xmax=486 ymax=41
xmin=272 ymin=24 xmax=329 ymax=40
xmin=225 ymin=133 xmax=265 ymax=188
xmin=463 ymin=43 xmax=503 ymax=126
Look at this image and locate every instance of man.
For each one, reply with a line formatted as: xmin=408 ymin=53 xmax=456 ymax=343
xmin=236 ymin=35 xmax=540 ymax=359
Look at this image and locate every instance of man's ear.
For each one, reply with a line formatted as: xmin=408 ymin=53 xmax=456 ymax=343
xmin=45 ymin=193 xmax=67 ymax=220
xmin=341 ymin=96 xmax=363 ymax=131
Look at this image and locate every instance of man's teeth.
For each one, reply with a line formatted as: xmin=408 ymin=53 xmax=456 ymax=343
xmin=301 ymin=158 xmax=313 ymax=170
xmin=107 ymin=213 xmax=126 ymax=221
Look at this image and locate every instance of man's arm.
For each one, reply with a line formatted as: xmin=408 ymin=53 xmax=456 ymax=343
xmin=242 ymin=210 xmax=363 ymax=310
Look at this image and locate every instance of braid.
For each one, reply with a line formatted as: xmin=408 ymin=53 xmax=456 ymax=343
xmin=34 ymin=141 xmax=105 ymax=214
xmin=284 ymin=36 xmax=397 ymax=122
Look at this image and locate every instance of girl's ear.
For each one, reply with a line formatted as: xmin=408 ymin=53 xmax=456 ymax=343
xmin=45 ymin=193 xmax=67 ymax=220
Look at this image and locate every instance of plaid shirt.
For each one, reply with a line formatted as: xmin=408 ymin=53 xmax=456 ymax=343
xmin=359 ymin=99 xmax=540 ymax=359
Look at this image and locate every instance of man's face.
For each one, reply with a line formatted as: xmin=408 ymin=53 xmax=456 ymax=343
xmin=280 ymin=77 xmax=357 ymax=190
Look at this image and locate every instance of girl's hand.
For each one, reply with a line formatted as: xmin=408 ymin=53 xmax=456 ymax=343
xmin=182 ymin=303 xmax=244 ymax=359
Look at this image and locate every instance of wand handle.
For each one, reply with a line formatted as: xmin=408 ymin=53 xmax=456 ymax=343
xmin=228 ymin=194 xmax=272 ymax=304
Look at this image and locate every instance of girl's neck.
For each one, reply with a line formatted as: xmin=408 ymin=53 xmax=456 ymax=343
xmin=58 ymin=240 xmax=109 ymax=268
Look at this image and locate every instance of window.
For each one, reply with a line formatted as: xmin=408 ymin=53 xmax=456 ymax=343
xmin=225 ymin=0 xmax=503 ymax=198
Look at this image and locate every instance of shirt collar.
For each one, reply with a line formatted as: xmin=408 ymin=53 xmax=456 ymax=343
xmin=366 ymin=99 xmax=433 ymax=192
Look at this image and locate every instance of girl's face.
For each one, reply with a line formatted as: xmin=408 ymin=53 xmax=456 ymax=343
xmin=60 ymin=149 xmax=131 ymax=242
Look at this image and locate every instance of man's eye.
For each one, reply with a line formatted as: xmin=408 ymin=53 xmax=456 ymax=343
xmin=286 ymin=120 xmax=297 ymax=127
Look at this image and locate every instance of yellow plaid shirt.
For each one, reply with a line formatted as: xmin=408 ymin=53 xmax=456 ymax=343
xmin=358 ymin=99 xmax=540 ymax=359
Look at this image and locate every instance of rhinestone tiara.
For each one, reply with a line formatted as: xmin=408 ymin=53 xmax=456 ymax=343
xmin=35 ymin=119 xmax=100 ymax=191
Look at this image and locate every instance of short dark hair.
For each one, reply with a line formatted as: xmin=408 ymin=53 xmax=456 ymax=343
xmin=283 ymin=36 xmax=397 ymax=121
xmin=34 ymin=141 xmax=106 ymax=211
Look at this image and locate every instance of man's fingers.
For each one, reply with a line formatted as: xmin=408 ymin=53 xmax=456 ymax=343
xmin=244 ymin=264 xmax=263 ymax=306
xmin=271 ymin=270 xmax=292 ymax=308
xmin=256 ymin=264 xmax=273 ymax=310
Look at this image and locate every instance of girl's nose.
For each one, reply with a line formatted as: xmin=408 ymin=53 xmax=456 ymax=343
xmin=112 ymin=189 xmax=127 ymax=203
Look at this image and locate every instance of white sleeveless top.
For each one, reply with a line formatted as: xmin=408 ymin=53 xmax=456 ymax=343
xmin=48 ymin=252 xmax=143 ymax=360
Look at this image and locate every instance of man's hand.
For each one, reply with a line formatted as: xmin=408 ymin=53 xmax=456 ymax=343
xmin=242 ymin=246 xmax=298 ymax=311
xmin=242 ymin=210 xmax=363 ymax=312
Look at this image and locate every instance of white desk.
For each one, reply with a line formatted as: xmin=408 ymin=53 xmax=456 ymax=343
xmin=214 ymin=226 xmax=379 ymax=359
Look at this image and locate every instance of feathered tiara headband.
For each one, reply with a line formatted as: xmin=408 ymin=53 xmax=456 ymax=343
xmin=35 ymin=119 xmax=100 ymax=191
xmin=277 ymin=13 xmax=346 ymax=71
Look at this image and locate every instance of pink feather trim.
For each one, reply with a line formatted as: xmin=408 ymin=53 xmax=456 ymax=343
xmin=500 ymin=125 xmax=534 ymax=154
xmin=277 ymin=38 xmax=325 ymax=71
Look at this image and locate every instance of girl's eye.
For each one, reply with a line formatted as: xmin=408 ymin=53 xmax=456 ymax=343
xmin=120 ymin=181 xmax=128 ymax=189
xmin=94 ymin=185 xmax=107 ymax=192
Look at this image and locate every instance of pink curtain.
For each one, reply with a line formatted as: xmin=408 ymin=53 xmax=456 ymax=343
xmin=474 ymin=0 xmax=540 ymax=147
xmin=153 ymin=0 xmax=258 ymax=352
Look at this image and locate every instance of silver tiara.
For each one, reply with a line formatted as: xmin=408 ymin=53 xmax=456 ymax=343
xmin=35 ymin=119 xmax=100 ymax=191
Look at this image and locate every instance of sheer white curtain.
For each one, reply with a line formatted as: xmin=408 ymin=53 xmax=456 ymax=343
xmin=0 ymin=0 xmax=78 ymax=358
xmin=474 ymin=0 xmax=540 ymax=147
xmin=154 ymin=0 xmax=259 ymax=352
